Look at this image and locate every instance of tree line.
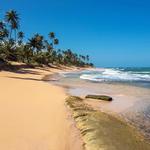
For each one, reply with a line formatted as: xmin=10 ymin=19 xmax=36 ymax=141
xmin=0 ymin=10 xmax=93 ymax=67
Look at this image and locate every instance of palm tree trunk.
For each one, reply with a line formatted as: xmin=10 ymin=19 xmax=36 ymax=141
xmin=15 ymin=29 xmax=17 ymax=47
xmin=9 ymin=28 xmax=12 ymax=40
xmin=15 ymin=29 xmax=17 ymax=43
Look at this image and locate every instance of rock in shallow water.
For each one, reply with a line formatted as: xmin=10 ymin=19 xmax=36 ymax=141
xmin=85 ymin=95 xmax=113 ymax=101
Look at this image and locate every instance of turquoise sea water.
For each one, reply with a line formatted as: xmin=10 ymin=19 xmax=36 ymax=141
xmin=62 ymin=67 xmax=150 ymax=89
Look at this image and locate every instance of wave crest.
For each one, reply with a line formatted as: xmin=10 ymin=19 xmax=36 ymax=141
xmin=80 ymin=68 xmax=150 ymax=82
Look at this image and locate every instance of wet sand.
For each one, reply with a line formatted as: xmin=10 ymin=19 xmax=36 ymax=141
xmin=66 ymin=96 xmax=150 ymax=150
xmin=52 ymin=74 xmax=150 ymax=140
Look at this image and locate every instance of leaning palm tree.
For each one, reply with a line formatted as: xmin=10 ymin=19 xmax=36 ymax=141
xmin=5 ymin=10 xmax=19 ymax=40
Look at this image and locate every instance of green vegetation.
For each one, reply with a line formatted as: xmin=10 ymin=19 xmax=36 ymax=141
xmin=0 ymin=10 xmax=93 ymax=67
xmin=66 ymin=96 xmax=150 ymax=150
xmin=85 ymin=95 xmax=112 ymax=101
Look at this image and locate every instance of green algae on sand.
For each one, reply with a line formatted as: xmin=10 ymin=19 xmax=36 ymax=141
xmin=66 ymin=96 xmax=150 ymax=150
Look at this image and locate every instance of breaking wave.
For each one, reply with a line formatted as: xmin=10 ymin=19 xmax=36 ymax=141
xmin=80 ymin=68 xmax=150 ymax=82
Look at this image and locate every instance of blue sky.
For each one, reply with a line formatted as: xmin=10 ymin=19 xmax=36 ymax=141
xmin=1 ymin=0 xmax=150 ymax=67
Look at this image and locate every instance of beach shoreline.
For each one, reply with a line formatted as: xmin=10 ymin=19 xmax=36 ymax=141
xmin=0 ymin=65 xmax=84 ymax=150
xmin=0 ymin=65 xmax=150 ymax=150
xmin=50 ymin=69 xmax=150 ymax=142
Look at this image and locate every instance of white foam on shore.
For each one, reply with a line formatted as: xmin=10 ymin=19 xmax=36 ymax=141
xmin=80 ymin=68 xmax=150 ymax=82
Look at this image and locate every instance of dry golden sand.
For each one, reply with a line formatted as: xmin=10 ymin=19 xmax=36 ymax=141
xmin=0 ymin=67 xmax=82 ymax=150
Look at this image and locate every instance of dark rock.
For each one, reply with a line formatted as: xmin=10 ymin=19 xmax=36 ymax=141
xmin=85 ymin=95 xmax=112 ymax=101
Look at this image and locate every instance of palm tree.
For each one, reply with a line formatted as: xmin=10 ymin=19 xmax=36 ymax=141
xmin=0 ymin=28 xmax=9 ymax=41
xmin=48 ymin=32 xmax=55 ymax=47
xmin=0 ymin=29 xmax=9 ymax=40
xmin=54 ymin=38 xmax=59 ymax=45
xmin=12 ymin=21 xmax=19 ymax=43
xmin=5 ymin=10 xmax=19 ymax=40
xmin=1 ymin=10 xmax=93 ymax=67
xmin=23 ymin=45 xmax=33 ymax=63
xmin=0 ymin=21 xmax=9 ymax=41
xmin=44 ymin=40 xmax=56 ymax=64
xmin=44 ymin=40 xmax=53 ymax=53
xmin=17 ymin=31 xmax=24 ymax=45
xmin=49 ymin=32 xmax=55 ymax=39
xmin=86 ymin=55 xmax=89 ymax=62
xmin=28 ymin=34 xmax=44 ymax=54
xmin=0 ymin=21 xmax=5 ymax=30
xmin=18 ymin=31 xmax=24 ymax=40
xmin=35 ymin=34 xmax=44 ymax=53
xmin=28 ymin=37 xmax=37 ymax=50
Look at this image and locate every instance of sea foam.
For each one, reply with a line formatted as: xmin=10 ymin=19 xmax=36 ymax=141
xmin=80 ymin=68 xmax=150 ymax=82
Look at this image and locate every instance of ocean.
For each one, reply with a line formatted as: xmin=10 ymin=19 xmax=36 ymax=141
xmin=62 ymin=67 xmax=150 ymax=89
xmin=51 ymin=67 xmax=150 ymax=140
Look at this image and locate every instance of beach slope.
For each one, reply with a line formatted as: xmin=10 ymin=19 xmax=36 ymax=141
xmin=0 ymin=67 xmax=82 ymax=150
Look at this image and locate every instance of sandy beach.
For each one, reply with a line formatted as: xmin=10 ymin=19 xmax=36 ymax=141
xmin=1 ymin=1 xmax=150 ymax=149
xmin=0 ymin=66 xmax=82 ymax=150
xmin=0 ymin=65 xmax=150 ymax=150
